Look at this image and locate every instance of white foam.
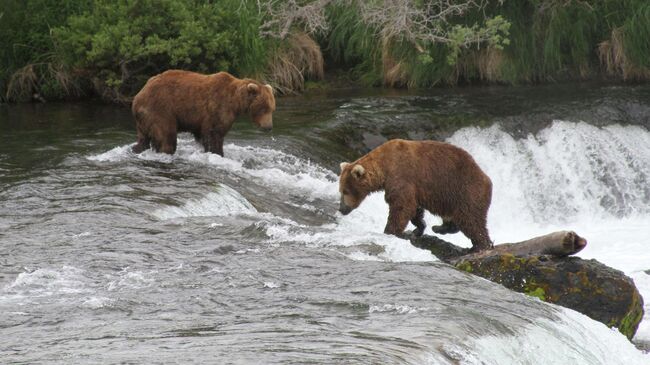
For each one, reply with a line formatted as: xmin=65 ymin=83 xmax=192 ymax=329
xmin=152 ymin=184 xmax=257 ymax=220
xmin=107 ymin=268 xmax=154 ymax=291
xmin=369 ymin=304 xmax=429 ymax=314
xmin=188 ymin=143 xmax=338 ymax=200
xmin=265 ymin=210 xmax=436 ymax=263
xmin=81 ymin=296 xmax=114 ymax=309
xmin=1 ymin=266 xmax=88 ymax=301
xmin=87 ymin=145 xmax=133 ymax=162
xmin=89 ymin=137 xmax=339 ymax=200
xmin=345 ymin=251 xmax=383 ymax=261
xmin=467 ymin=307 xmax=650 ymax=364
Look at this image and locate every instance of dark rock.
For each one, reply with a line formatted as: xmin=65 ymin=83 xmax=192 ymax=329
xmin=410 ymin=234 xmax=469 ymax=261
xmin=411 ymin=234 xmax=645 ymax=339
xmin=455 ymin=255 xmax=644 ymax=339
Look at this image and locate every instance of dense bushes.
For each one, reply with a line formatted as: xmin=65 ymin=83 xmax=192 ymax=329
xmin=1 ymin=0 xmax=274 ymax=102
xmin=0 ymin=0 xmax=92 ymax=101
xmin=1 ymin=0 xmax=649 ymax=102
xmin=53 ymin=0 xmax=270 ymax=101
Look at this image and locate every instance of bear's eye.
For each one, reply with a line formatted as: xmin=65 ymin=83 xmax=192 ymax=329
xmin=342 ymin=189 xmax=349 ymax=195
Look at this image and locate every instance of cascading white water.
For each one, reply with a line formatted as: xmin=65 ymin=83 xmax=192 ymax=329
xmin=152 ymin=184 xmax=257 ymax=220
xmin=449 ymin=121 xmax=650 ymax=228
xmin=447 ymin=120 xmax=650 ymax=344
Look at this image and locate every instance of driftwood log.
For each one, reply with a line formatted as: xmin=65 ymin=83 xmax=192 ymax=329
xmin=411 ymin=231 xmax=644 ymax=339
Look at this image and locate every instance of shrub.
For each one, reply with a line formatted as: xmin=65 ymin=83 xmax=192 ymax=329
xmin=0 ymin=0 xmax=91 ymax=101
xmin=52 ymin=0 xmax=269 ymax=101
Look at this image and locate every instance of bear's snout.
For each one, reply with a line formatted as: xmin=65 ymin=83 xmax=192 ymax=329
xmin=339 ymin=197 xmax=353 ymax=215
xmin=255 ymin=113 xmax=273 ymax=131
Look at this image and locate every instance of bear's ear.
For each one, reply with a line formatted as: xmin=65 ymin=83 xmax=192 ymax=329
xmin=247 ymin=83 xmax=260 ymax=93
xmin=340 ymin=162 xmax=350 ymax=172
xmin=265 ymin=84 xmax=274 ymax=94
xmin=351 ymin=164 xmax=365 ymax=179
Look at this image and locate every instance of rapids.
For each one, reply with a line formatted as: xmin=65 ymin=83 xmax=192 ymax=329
xmin=1 ymin=83 xmax=649 ymax=363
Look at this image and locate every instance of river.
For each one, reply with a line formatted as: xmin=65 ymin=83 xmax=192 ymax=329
xmin=1 ymin=83 xmax=649 ymax=364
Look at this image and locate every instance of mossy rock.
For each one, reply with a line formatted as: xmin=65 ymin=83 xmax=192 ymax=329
xmin=454 ymin=255 xmax=644 ymax=339
xmin=411 ymin=235 xmax=644 ymax=339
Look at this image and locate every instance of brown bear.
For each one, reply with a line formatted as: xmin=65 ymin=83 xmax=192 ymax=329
xmin=131 ymin=70 xmax=276 ymax=156
xmin=338 ymin=139 xmax=493 ymax=251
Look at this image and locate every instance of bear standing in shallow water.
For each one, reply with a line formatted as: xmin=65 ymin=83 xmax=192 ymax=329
xmin=131 ymin=70 xmax=275 ymax=156
xmin=338 ymin=139 xmax=493 ymax=252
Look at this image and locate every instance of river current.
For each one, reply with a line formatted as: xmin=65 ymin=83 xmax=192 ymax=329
xmin=1 ymin=84 xmax=649 ymax=364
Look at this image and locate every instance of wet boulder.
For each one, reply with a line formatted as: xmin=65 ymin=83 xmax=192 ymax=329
xmin=411 ymin=233 xmax=644 ymax=339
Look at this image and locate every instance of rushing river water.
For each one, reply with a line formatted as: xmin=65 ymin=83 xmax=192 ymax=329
xmin=1 ymin=83 xmax=649 ymax=364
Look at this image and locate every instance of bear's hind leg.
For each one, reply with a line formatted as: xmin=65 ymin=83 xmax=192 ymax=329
xmin=432 ymin=219 xmax=460 ymax=235
xmin=456 ymin=216 xmax=493 ymax=252
xmin=410 ymin=207 xmax=426 ymax=237
xmin=200 ymin=128 xmax=224 ymax=157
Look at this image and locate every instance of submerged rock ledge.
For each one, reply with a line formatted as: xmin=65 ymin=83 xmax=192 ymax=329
xmin=411 ymin=233 xmax=644 ymax=339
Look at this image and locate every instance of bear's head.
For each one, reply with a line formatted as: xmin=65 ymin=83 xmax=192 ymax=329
xmin=338 ymin=162 xmax=370 ymax=215
xmin=246 ymin=83 xmax=275 ymax=131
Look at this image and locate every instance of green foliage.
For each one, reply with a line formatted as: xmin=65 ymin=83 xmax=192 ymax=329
xmin=0 ymin=0 xmax=91 ymax=101
xmin=53 ymin=0 xmax=269 ymax=100
xmin=622 ymin=3 xmax=650 ymax=68
xmin=446 ymin=15 xmax=511 ymax=65
xmin=325 ymin=3 xmax=383 ymax=86
xmin=538 ymin=3 xmax=595 ymax=75
xmin=324 ymin=0 xmax=650 ymax=86
xmin=493 ymin=0 xmax=650 ymax=83
xmin=2 ymin=0 xmax=650 ymax=102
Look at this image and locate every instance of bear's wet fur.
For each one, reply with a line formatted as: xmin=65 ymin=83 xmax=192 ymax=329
xmin=131 ymin=70 xmax=275 ymax=156
xmin=338 ymin=139 xmax=493 ymax=252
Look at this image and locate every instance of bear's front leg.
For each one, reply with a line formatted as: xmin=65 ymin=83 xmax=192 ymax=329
xmin=384 ymin=205 xmax=415 ymax=239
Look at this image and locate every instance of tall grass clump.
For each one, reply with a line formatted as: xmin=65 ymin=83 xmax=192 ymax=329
xmin=477 ymin=0 xmax=650 ymax=83
xmin=597 ymin=2 xmax=650 ymax=80
xmin=622 ymin=3 xmax=650 ymax=70
xmin=536 ymin=1 xmax=597 ymax=79
xmin=266 ymin=32 xmax=324 ymax=94
xmin=324 ymin=2 xmax=383 ymax=86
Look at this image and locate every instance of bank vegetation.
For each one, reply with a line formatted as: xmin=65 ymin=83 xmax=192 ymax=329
xmin=1 ymin=0 xmax=649 ymax=102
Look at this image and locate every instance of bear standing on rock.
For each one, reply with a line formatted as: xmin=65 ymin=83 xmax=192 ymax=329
xmin=338 ymin=139 xmax=494 ymax=252
xmin=131 ymin=70 xmax=276 ymax=156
